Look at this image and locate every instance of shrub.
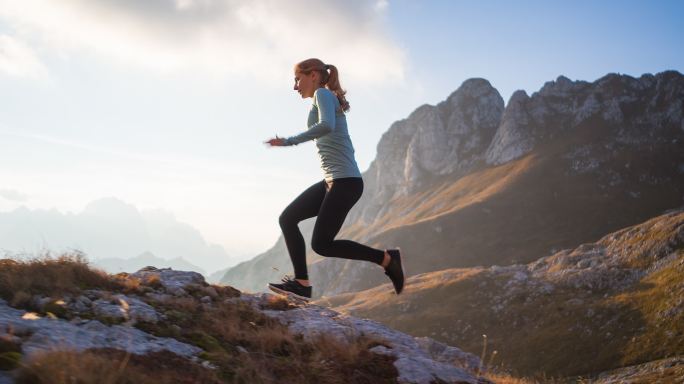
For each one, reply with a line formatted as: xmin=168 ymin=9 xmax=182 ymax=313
xmin=0 ymin=253 xmax=120 ymax=309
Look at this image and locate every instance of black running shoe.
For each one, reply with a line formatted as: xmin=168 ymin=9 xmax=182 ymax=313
xmin=268 ymin=276 xmax=312 ymax=301
xmin=384 ymin=248 xmax=405 ymax=294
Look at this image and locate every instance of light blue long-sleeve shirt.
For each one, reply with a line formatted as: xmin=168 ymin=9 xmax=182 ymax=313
xmin=285 ymin=88 xmax=362 ymax=182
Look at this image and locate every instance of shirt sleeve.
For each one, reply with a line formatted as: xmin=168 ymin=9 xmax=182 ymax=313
xmin=285 ymin=89 xmax=336 ymax=145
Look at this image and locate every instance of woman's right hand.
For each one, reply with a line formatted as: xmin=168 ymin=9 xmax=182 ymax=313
xmin=264 ymin=135 xmax=287 ymax=147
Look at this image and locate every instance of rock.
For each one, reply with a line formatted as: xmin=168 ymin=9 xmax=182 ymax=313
xmin=369 ymin=78 xmax=504 ymax=200
xmin=257 ymin=294 xmax=483 ymax=384
xmin=131 ymin=267 xmax=205 ymax=297
xmin=203 ymin=286 xmax=219 ymax=299
xmin=0 ymin=371 xmax=13 ymax=384
xmin=371 ymin=345 xmax=483 ymax=384
xmin=145 ymin=292 xmax=174 ymax=303
xmin=0 ymin=300 xmax=200 ymax=359
xmin=170 ymin=287 xmax=188 ymax=297
xmin=70 ymin=296 xmax=91 ymax=313
xmin=530 ymin=210 xmax=684 ymax=291
xmin=92 ymin=294 xmax=160 ymax=324
xmin=485 ymin=90 xmax=533 ymax=165
xmin=593 ymin=356 xmax=684 ymax=383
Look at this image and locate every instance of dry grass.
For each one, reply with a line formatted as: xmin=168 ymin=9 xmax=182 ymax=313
xmin=483 ymin=372 xmax=536 ymax=384
xmin=259 ymin=293 xmax=292 ymax=311
xmin=344 ymin=155 xmax=534 ymax=238
xmin=324 ymin=207 xmax=684 ymax=379
xmin=14 ymin=348 xmax=222 ymax=384
xmin=0 ymin=253 xmax=120 ymax=308
xmin=611 ymin=252 xmax=684 ymax=366
xmin=326 ymin=256 xmax=684 ymax=378
xmin=483 ymin=371 xmax=573 ymax=384
xmin=222 ymin=333 xmax=396 ymax=384
xmin=138 ymin=296 xmax=397 ymax=383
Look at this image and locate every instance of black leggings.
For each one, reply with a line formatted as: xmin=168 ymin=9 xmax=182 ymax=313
xmin=279 ymin=177 xmax=385 ymax=280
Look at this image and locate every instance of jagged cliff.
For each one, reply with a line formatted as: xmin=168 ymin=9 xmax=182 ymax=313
xmin=358 ymin=78 xmax=505 ymax=218
xmin=221 ymin=71 xmax=684 ymax=299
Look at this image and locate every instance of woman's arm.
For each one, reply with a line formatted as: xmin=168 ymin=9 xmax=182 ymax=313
xmin=283 ymin=89 xmax=337 ymax=145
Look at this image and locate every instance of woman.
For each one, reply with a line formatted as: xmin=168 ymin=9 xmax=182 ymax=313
xmin=264 ymin=58 xmax=404 ymax=301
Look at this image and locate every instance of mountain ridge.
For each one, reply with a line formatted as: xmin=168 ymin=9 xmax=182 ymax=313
xmin=0 ymin=198 xmax=235 ymax=275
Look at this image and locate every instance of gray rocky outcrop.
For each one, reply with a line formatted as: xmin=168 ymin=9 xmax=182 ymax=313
xmin=0 ymin=299 xmax=201 ymax=359
xmin=91 ymin=294 xmax=160 ymax=324
xmin=483 ymin=209 xmax=684 ymax=313
xmin=528 ymin=209 xmax=684 ymax=291
xmin=592 ymin=356 xmax=684 ymax=383
xmin=0 ymin=267 xmax=218 ymax=380
xmin=131 ymin=266 xmax=206 ymax=296
xmin=240 ymin=293 xmax=485 ymax=384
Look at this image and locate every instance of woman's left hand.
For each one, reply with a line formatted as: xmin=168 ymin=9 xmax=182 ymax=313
xmin=264 ymin=136 xmax=287 ymax=147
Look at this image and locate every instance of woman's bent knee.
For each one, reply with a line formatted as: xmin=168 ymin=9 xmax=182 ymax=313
xmin=279 ymin=211 xmax=294 ymax=230
xmin=311 ymin=239 xmax=331 ymax=256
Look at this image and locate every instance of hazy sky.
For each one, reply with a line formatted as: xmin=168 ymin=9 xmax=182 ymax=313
xmin=1 ymin=0 xmax=682 ymax=260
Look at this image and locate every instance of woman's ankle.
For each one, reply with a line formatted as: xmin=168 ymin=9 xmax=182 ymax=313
xmin=381 ymin=250 xmax=391 ymax=269
xmin=296 ymin=279 xmax=311 ymax=287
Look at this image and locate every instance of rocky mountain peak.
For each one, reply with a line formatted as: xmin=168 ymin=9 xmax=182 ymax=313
xmin=537 ymin=75 xmax=588 ymax=97
xmin=484 ymin=90 xmax=532 ymax=165
xmin=443 ymin=78 xmax=499 ymax=105
xmin=368 ymin=78 xmax=504 ymax=201
xmin=485 ymin=70 xmax=684 ymax=165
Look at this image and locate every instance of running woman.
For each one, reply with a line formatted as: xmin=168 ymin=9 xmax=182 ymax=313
xmin=264 ymin=58 xmax=404 ymax=301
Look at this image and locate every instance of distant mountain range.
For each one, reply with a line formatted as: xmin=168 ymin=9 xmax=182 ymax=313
xmin=0 ymin=198 xmax=235 ymax=275
xmin=219 ymin=70 xmax=684 ymax=300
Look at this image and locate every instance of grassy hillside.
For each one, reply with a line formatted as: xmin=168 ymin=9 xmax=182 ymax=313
xmin=318 ymin=210 xmax=684 ymax=378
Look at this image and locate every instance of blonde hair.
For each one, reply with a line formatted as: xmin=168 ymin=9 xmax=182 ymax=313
xmin=295 ymin=58 xmax=350 ymax=112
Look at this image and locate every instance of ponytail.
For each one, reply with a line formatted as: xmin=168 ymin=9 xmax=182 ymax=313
xmin=295 ymin=58 xmax=350 ymax=112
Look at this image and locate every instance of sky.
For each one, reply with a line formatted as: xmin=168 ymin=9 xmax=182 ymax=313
xmin=1 ymin=0 xmax=683 ymax=263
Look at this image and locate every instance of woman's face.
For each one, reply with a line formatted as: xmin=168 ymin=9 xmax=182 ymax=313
xmin=293 ymin=70 xmax=320 ymax=99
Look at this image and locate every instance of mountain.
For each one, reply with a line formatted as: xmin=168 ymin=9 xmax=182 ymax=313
xmin=0 ymin=198 xmax=235 ymax=274
xmin=93 ymin=251 xmax=206 ymax=275
xmin=317 ymin=208 xmax=684 ymax=378
xmin=220 ymin=71 xmax=684 ymax=298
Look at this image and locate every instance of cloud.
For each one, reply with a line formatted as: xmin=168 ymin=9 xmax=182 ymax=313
xmin=0 ymin=188 xmax=28 ymax=202
xmin=0 ymin=34 xmax=48 ymax=78
xmin=0 ymin=0 xmax=405 ymax=84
